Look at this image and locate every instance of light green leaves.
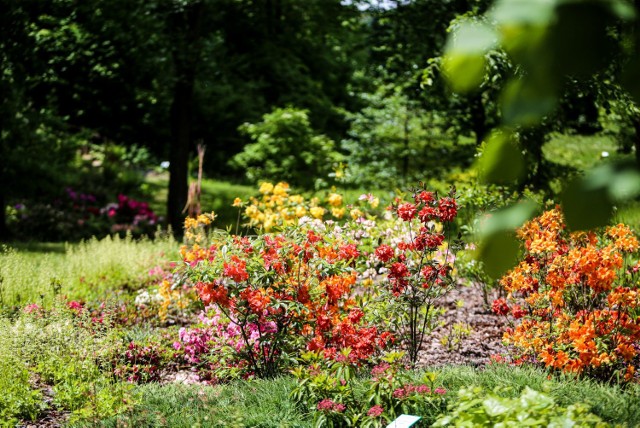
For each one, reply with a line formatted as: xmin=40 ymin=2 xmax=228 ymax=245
xmin=442 ymin=21 xmax=497 ymax=93
xmin=476 ymin=200 xmax=538 ymax=278
xmin=561 ymin=161 xmax=640 ymax=230
xmin=476 ymin=130 xmax=525 ymax=185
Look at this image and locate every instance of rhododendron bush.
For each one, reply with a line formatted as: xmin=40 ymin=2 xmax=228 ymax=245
xmin=180 ymin=217 xmax=392 ymax=378
xmin=496 ymin=207 xmax=640 ymax=383
xmin=372 ymin=186 xmax=461 ymax=365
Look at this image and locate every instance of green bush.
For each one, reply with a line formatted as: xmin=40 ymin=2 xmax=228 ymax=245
xmin=232 ymin=107 xmax=342 ymax=189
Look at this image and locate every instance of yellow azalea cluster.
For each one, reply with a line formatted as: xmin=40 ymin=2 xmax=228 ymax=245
xmin=500 ymin=208 xmax=640 ymax=383
xmin=235 ymin=181 xmax=376 ymax=231
xmin=158 ymin=278 xmax=196 ymax=321
xmin=183 ymin=212 xmax=217 ymax=244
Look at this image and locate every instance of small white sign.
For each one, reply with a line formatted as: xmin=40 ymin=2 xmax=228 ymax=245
xmin=386 ymin=414 xmax=421 ymax=428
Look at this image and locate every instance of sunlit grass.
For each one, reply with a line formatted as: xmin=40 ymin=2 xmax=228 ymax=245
xmin=0 ymin=233 xmax=178 ymax=309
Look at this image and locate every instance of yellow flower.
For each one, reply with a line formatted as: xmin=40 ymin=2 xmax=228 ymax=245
xmin=245 ymin=205 xmax=260 ymax=219
xmin=289 ymin=194 xmax=304 ymax=204
xmin=328 ymin=192 xmax=343 ymax=207
xmin=369 ymin=197 xmax=380 ymax=209
xmin=350 ymin=208 xmax=363 ymax=220
xmin=259 ymin=182 xmax=274 ymax=194
xmin=232 ymin=197 xmax=243 ymax=207
xmin=273 ymin=182 xmax=289 ymax=196
xmin=310 ymin=206 xmax=325 ymax=219
xmin=196 ymin=214 xmax=211 ymax=225
xmin=295 ymin=206 xmax=307 ymax=218
xmin=331 ymin=207 xmax=345 ymax=219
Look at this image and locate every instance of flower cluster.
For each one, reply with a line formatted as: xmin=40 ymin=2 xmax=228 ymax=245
xmin=373 ymin=186 xmax=461 ymax=365
xmin=237 ymin=181 xmax=382 ymax=231
xmin=103 ymin=194 xmax=159 ymax=233
xmin=112 ymin=341 xmax=168 ymax=383
xmin=498 ymin=207 xmax=640 ymax=383
xmin=181 ymin=221 xmax=391 ymax=377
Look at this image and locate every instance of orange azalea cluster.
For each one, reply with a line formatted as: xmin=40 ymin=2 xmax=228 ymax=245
xmin=498 ymin=207 xmax=640 ymax=382
xmin=181 ymin=225 xmax=391 ymax=375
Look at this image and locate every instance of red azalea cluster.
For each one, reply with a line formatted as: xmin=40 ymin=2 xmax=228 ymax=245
xmin=183 ymin=227 xmax=391 ymax=376
xmin=396 ymin=191 xmax=457 ymax=224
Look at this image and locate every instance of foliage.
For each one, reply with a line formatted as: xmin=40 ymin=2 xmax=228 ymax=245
xmin=496 ymin=208 xmax=640 ymax=383
xmin=0 ymin=301 xmax=137 ymax=423
xmin=372 ymin=186 xmax=462 ymax=365
xmin=291 ymin=351 xmax=447 ymax=428
xmin=232 ymin=107 xmax=343 ymax=189
xmin=433 ymin=386 xmax=609 ymax=427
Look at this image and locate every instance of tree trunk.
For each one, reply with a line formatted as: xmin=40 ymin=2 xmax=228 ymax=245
xmin=166 ymin=1 xmax=205 ymax=237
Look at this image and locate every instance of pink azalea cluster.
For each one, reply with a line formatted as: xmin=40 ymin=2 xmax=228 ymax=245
xmin=392 ymin=384 xmax=446 ymax=399
xmin=317 ymin=399 xmax=346 ymax=413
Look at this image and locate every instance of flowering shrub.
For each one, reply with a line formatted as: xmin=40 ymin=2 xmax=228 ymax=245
xmin=372 ymin=186 xmax=461 ymax=365
xmin=103 ymin=194 xmax=159 ymax=235
xmin=497 ymin=208 xmax=640 ymax=383
xmin=180 ymin=218 xmax=391 ymax=378
xmin=291 ymin=351 xmax=447 ymax=427
xmin=236 ymin=181 xmax=382 ymax=232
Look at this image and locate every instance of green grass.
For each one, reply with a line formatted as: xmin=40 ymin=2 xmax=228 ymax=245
xmin=543 ymin=132 xmax=629 ymax=171
xmin=80 ymin=364 xmax=640 ymax=427
xmin=0 ymin=233 xmax=178 ymax=309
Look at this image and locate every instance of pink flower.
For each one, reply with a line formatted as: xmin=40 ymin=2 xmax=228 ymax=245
xmin=367 ymin=405 xmax=384 ymax=417
xmin=317 ymin=399 xmax=336 ymax=411
xmin=434 ymin=387 xmax=446 ymax=395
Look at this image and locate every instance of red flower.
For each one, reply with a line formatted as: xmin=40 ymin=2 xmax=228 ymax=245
xmin=418 ymin=206 xmax=439 ymax=223
xmin=389 ymin=262 xmax=409 ymax=279
xmin=367 ymin=405 xmax=384 ymax=417
xmin=415 ymin=190 xmax=435 ymax=204
xmin=492 ymin=298 xmax=510 ymax=316
xmin=375 ymin=244 xmax=395 ymax=262
xmin=397 ymin=203 xmax=417 ymax=221
xmin=223 ymin=256 xmax=249 ymax=282
xmin=437 ymin=197 xmax=457 ymax=222
xmin=338 ymin=243 xmax=360 ymax=261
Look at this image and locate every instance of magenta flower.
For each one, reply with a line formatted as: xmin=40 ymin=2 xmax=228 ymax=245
xmin=367 ymin=405 xmax=384 ymax=417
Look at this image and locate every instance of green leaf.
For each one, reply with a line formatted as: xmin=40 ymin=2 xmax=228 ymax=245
xmin=500 ymin=78 xmax=557 ymax=126
xmin=476 ymin=200 xmax=539 ymax=278
xmin=476 ymin=130 xmax=526 ymax=184
xmin=442 ymin=21 xmax=497 ymax=93
xmin=561 ymin=170 xmax=614 ymax=231
xmin=548 ymin=1 xmax=616 ymax=78
xmin=622 ymin=57 xmax=640 ymax=105
xmin=562 ymin=162 xmax=640 ymax=230
xmin=483 ymin=397 xmax=509 ymax=417
xmin=490 ymin=0 xmax=555 ymax=26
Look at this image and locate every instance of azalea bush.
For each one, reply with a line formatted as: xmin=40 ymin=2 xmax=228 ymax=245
xmin=236 ymin=181 xmax=382 ymax=232
xmin=371 ymin=186 xmax=462 ymax=365
xmin=496 ymin=207 xmax=640 ymax=383
xmin=180 ymin=216 xmax=391 ymax=378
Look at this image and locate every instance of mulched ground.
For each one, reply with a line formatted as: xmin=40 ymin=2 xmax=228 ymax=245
xmin=417 ymin=281 xmax=509 ymax=368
